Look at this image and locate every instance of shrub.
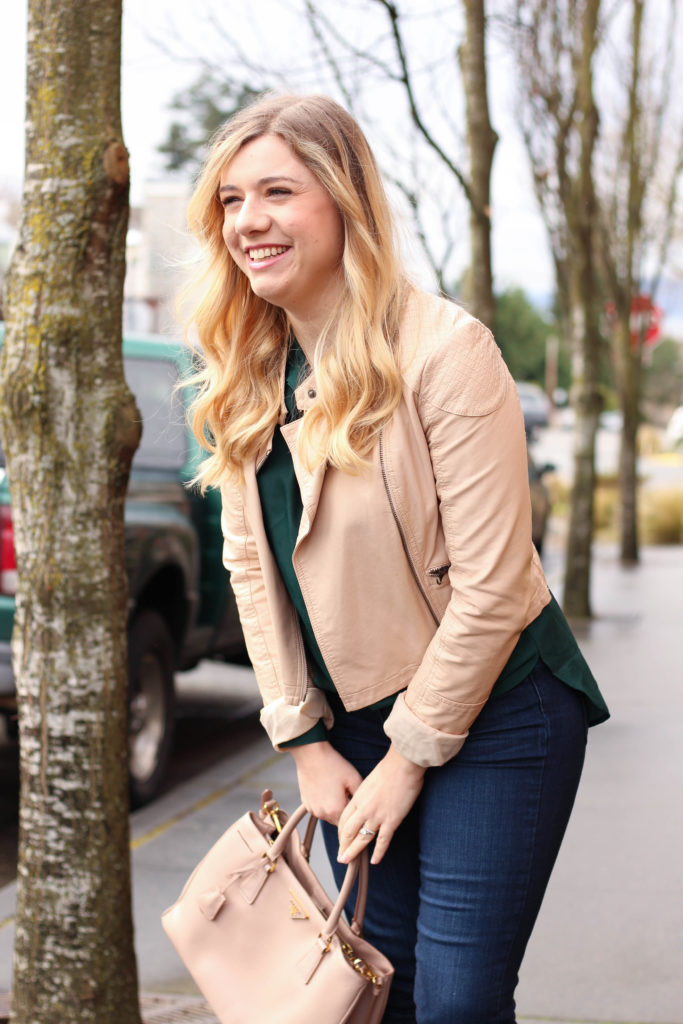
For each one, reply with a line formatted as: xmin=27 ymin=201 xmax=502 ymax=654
xmin=594 ymin=482 xmax=619 ymax=538
xmin=639 ymin=488 xmax=683 ymax=545
xmin=637 ymin=425 xmax=662 ymax=456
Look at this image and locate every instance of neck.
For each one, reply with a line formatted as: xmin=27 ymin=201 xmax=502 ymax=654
xmin=287 ymin=317 xmax=322 ymax=365
xmin=284 ymin=272 xmax=343 ymax=364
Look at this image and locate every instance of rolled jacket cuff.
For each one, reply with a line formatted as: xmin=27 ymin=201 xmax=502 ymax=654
xmin=383 ymin=692 xmax=468 ymax=767
xmin=260 ymin=688 xmax=335 ymax=749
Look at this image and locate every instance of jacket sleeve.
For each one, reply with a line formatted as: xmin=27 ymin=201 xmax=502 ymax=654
xmin=383 ymin=316 xmax=549 ymax=766
xmin=220 ymin=480 xmax=334 ymax=746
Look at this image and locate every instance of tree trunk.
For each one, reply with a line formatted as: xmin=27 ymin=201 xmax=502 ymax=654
xmin=459 ymin=0 xmax=497 ymax=328
xmin=617 ymin=321 xmax=640 ymax=565
xmin=614 ymin=0 xmax=645 ymax=566
xmin=562 ymin=0 xmax=602 ymax=620
xmin=0 ymin=2 xmax=142 ymax=1022
xmin=564 ymin=303 xmax=601 ymax=619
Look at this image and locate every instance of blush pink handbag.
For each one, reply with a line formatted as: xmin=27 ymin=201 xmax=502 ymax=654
xmin=161 ymin=792 xmax=394 ymax=1024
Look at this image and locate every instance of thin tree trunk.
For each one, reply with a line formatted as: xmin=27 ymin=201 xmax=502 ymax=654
xmin=459 ymin=0 xmax=497 ymax=328
xmin=615 ymin=0 xmax=645 ymax=566
xmin=562 ymin=0 xmax=602 ymax=619
xmin=617 ymin=318 xmax=640 ymax=564
xmin=564 ymin=307 xmax=601 ymax=619
xmin=0 ymin=2 xmax=142 ymax=1022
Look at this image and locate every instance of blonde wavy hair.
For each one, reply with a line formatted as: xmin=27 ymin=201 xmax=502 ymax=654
xmin=183 ymin=93 xmax=409 ymax=487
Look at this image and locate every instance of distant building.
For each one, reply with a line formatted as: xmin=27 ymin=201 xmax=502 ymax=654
xmin=124 ymin=180 xmax=195 ymax=337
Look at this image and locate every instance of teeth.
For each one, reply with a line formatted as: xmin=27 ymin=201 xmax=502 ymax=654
xmin=249 ymin=246 xmax=288 ymax=262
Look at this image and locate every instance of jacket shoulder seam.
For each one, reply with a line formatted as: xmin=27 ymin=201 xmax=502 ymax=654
xmin=400 ymin=295 xmax=508 ymax=418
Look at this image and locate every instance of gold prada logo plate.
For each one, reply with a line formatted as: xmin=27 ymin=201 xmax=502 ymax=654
xmin=288 ymin=889 xmax=309 ymax=920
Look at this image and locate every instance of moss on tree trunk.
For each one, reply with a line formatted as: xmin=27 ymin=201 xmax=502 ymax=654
xmin=0 ymin=2 xmax=142 ymax=1021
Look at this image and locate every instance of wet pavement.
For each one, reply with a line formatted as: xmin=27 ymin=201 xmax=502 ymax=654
xmin=1 ymin=542 xmax=682 ymax=1023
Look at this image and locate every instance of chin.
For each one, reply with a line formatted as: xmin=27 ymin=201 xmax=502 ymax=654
xmin=250 ymin=284 xmax=286 ymax=308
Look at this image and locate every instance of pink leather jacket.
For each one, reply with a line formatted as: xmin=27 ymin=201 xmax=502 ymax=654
xmin=220 ymin=290 xmax=551 ymax=767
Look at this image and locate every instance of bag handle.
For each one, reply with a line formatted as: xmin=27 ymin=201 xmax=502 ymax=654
xmin=267 ymin=804 xmax=369 ymax=938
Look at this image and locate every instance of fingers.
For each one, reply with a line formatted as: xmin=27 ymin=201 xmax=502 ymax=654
xmin=337 ymin=813 xmax=395 ymax=866
xmin=300 ymin=788 xmax=355 ymax=826
xmin=334 ymin=749 xmax=423 ymax=867
xmin=338 ymin=823 xmax=393 ymax=867
xmin=368 ymin=828 xmax=392 ymax=866
xmin=292 ymin=746 xmax=363 ymax=825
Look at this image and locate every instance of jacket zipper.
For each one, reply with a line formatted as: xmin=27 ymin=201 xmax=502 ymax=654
xmin=379 ymin=432 xmax=440 ymax=627
xmin=256 ymin=444 xmax=272 ymax=473
xmin=292 ymin=611 xmax=308 ymax=703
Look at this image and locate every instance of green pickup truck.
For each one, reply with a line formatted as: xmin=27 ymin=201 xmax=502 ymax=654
xmin=0 ymin=332 xmax=245 ymax=805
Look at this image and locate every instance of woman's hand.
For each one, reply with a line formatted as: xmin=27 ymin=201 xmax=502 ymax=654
xmin=288 ymin=741 xmax=363 ymax=825
xmin=337 ymin=745 xmax=426 ymax=866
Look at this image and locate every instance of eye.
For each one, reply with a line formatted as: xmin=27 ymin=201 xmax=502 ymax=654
xmin=220 ymin=194 xmax=241 ymax=208
xmin=267 ymin=187 xmax=291 ymax=197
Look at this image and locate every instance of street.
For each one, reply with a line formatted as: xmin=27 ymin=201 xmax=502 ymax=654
xmin=530 ymin=422 xmax=683 ymax=490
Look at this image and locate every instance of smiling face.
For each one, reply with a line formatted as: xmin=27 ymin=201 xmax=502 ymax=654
xmin=219 ymin=134 xmax=345 ymax=333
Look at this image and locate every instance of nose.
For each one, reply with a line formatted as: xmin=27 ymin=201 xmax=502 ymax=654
xmin=234 ymin=194 xmax=271 ymax=235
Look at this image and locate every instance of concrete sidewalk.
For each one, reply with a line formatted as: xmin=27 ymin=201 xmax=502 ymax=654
xmin=1 ymin=543 xmax=682 ymax=1023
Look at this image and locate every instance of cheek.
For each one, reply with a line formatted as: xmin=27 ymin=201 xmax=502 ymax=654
xmin=223 ymin=224 xmax=242 ymax=263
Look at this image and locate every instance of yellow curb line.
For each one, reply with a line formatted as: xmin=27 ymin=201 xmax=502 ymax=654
xmin=130 ymin=749 xmax=281 ymax=851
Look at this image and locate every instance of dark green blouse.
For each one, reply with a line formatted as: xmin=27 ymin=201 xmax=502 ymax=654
xmin=257 ymin=339 xmax=609 ymax=747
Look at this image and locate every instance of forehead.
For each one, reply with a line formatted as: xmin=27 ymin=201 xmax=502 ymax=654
xmin=219 ymin=133 xmax=314 ymax=188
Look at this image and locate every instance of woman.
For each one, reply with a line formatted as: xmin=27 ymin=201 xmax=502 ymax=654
xmin=184 ymin=93 xmax=609 ymax=1024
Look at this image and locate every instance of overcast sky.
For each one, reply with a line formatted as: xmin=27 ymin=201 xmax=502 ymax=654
xmin=1 ymin=0 xmax=562 ymax=300
xmin=4 ymin=0 xmax=680 ymax=326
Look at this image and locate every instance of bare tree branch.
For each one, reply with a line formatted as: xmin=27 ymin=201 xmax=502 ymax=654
xmin=371 ymin=0 xmax=476 ymax=208
xmin=304 ymin=0 xmax=356 ymax=108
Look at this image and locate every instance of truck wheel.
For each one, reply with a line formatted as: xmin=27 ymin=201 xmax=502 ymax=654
xmin=127 ymin=610 xmax=175 ymax=808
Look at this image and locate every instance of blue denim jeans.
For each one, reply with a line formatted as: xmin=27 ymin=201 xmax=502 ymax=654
xmin=320 ymin=660 xmax=588 ymax=1024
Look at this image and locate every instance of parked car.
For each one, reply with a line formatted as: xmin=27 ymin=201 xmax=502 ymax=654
xmin=528 ymin=453 xmax=554 ymax=555
xmin=515 ymin=381 xmax=551 ymax=436
xmin=0 ymin=331 xmax=246 ymax=805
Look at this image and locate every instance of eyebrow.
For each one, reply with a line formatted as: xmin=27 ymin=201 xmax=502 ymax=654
xmin=219 ymin=175 xmax=301 ymax=194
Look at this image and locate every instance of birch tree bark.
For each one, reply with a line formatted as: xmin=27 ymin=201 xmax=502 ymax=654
xmin=0 ymin=1 xmax=142 ymax=1021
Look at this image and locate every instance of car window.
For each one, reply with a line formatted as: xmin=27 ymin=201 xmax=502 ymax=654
xmin=125 ymin=355 xmax=187 ymax=471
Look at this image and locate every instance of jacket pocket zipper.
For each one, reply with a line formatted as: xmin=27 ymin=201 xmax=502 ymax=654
xmin=379 ymin=432 xmax=439 ymax=627
xmin=427 ymin=564 xmax=450 ymax=585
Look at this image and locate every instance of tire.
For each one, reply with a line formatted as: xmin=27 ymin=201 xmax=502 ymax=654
xmin=127 ymin=609 xmax=175 ymax=808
